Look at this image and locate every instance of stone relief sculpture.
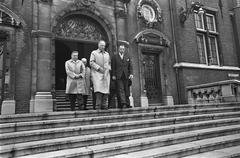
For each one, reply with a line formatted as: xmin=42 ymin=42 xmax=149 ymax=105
xmin=55 ymin=17 xmax=106 ymax=41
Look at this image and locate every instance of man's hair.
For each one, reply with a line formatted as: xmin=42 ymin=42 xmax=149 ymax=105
xmin=98 ymin=40 xmax=106 ymax=45
xmin=81 ymin=58 xmax=87 ymax=63
xmin=119 ymin=45 xmax=125 ymax=48
xmin=71 ymin=51 xmax=79 ymax=55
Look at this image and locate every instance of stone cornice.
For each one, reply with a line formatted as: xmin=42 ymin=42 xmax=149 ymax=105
xmin=174 ymin=62 xmax=240 ymax=71
xmin=31 ymin=30 xmax=53 ymax=38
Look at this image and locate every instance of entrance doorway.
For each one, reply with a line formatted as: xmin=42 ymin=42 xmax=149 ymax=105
xmin=142 ymin=52 xmax=162 ymax=104
xmin=55 ymin=39 xmax=98 ymax=90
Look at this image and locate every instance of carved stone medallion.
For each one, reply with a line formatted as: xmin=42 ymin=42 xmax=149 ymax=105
xmin=137 ymin=0 xmax=163 ymax=28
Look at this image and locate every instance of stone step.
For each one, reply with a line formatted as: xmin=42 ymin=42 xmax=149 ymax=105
xmin=55 ymin=99 xmax=93 ymax=103
xmin=1 ymin=103 xmax=239 ymax=124
xmin=18 ymin=133 xmax=240 ymax=158
xmin=55 ymin=103 xmax=94 ymax=107
xmin=109 ymin=134 xmax=240 ymax=158
xmin=1 ymin=111 xmax=240 ymax=134
xmin=183 ymin=145 xmax=240 ymax=158
xmin=55 ymin=102 xmax=93 ymax=106
xmin=1 ymin=124 xmax=240 ymax=157
xmin=1 ymin=116 xmax=240 ymax=146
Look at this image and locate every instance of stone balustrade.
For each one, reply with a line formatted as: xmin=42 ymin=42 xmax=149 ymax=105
xmin=186 ymin=80 xmax=240 ymax=104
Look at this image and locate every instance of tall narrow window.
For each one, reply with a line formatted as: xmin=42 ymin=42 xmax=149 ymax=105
xmin=208 ymin=36 xmax=219 ymax=65
xmin=194 ymin=11 xmax=220 ymax=65
xmin=196 ymin=34 xmax=207 ymax=64
xmin=194 ymin=12 xmax=204 ymax=30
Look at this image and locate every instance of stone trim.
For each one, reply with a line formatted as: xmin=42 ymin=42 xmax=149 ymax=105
xmin=36 ymin=0 xmax=52 ymax=5
xmin=134 ymin=29 xmax=170 ymax=47
xmin=174 ymin=62 xmax=240 ymax=71
xmin=31 ymin=30 xmax=53 ymax=38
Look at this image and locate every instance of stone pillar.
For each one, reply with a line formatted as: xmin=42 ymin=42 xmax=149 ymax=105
xmin=115 ymin=0 xmax=126 ymax=41
xmin=32 ymin=0 xmax=53 ymax=113
xmin=232 ymin=1 xmax=240 ymax=67
xmin=1 ymin=31 xmax=16 ymax=115
xmin=115 ymin=0 xmax=129 ymax=41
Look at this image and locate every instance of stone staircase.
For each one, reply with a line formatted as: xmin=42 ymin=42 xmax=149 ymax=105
xmin=55 ymin=90 xmax=94 ymax=111
xmin=0 ymin=102 xmax=240 ymax=158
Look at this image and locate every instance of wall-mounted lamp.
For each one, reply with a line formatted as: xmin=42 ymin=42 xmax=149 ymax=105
xmin=179 ymin=2 xmax=204 ymax=24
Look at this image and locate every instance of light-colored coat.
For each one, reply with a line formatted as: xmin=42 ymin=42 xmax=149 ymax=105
xmin=65 ymin=59 xmax=86 ymax=94
xmin=83 ymin=66 xmax=91 ymax=95
xmin=90 ymin=49 xmax=111 ymax=94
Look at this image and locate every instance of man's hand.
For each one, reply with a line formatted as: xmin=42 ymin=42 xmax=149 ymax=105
xmin=112 ymin=76 xmax=116 ymax=80
xmin=129 ymin=74 xmax=133 ymax=79
xmin=98 ymin=67 xmax=105 ymax=73
xmin=74 ymin=74 xmax=83 ymax=79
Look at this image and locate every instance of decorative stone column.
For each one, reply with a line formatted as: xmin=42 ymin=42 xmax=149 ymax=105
xmin=1 ymin=31 xmax=16 ymax=114
xmin=115 ymin=0 xmax=129 ymax=41
xmin=32 ymin=0 xmax=54 ymax=113
xmin=232 ymin=0 xmax=240 ymax=67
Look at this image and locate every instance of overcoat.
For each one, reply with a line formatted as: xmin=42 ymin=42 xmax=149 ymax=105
xmin=65 ymin=59 xmax=86 ymax=94
xmin=90 ymin=49 xmax=111 ymax=94
xmin=83 ymin=66 xmax=91 ymax=95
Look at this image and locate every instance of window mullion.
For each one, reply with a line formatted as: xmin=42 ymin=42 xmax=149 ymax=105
xmin=203 ymin=13 xmax=211 ymax=65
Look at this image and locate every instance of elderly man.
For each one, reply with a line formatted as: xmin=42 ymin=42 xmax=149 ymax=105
xmin=65 ymin=51 xmax=85 ymax=111
xmin=90 ymin=40 xmax=111 ymax=110
xmin=112 ymin=45 xmax=133 ymax=108
xmin=81 ymin=58 xmax=91 ymax=110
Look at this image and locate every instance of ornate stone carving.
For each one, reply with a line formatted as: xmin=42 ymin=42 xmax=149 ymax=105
xmin=137 ymin=0 xmax=163 ymax=28
xmin=187 ymin=80 xmax=240 ymax=104
xmin=55 ymin=16 xmax=106 ymax=41
xmin=0 ymin=10 xmax=22 ymax=28
xmin=73 ymin=0 xmax=95 ymax=11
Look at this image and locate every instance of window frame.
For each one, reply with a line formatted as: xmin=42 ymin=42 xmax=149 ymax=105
xmin=196 ymin=33 xmax=208 ymax=64
xmin=208 ymin=35 xmax=220 ymax=65
xmin=194 ymin=11 xmax=205 ymax=31
xmin=206 ymin=13 xmax=217 ymax=33
xmin=194 ymin=10 xmax=220 ymax=66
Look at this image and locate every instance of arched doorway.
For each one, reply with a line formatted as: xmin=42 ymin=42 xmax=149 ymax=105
xmin=54 ymin=14 xmax=109 ymax=90
xmin=52 ymin=13 xmax=111 ymax=111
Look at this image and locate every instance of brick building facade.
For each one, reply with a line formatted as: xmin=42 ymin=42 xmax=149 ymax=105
xmin=0 ymin=0 xmax=239 ymax=114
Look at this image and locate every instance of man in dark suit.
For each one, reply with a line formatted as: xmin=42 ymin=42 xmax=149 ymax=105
xmin=112 ymin=45 xmax=133 ymax=108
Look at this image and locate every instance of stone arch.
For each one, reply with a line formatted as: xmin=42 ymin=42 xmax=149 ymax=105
xmin=51 ymin=1 xmax=115 ymax=51
xmin=133 ymin=29 xmax=170 ymax=47
xmin=0 ymin=3 xmax=26 ymax=27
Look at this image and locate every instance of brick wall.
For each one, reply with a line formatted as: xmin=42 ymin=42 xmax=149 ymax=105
xmin=176 ymin=0 xmax=238 ymax=66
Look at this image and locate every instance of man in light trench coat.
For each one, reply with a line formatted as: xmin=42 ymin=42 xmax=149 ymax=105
xmin=90 ymin=40 xmax=111 ymax=110
xmin=65 ymin=51 xmax=85 ymax=111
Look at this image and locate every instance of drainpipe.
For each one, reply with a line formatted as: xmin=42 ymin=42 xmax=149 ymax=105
xmin=169 ymin=0 xmax=181 ymax=104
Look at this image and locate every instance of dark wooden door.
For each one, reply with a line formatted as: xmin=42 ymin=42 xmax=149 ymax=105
xmin=142 ymin=53 xmax=162 ymax=104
